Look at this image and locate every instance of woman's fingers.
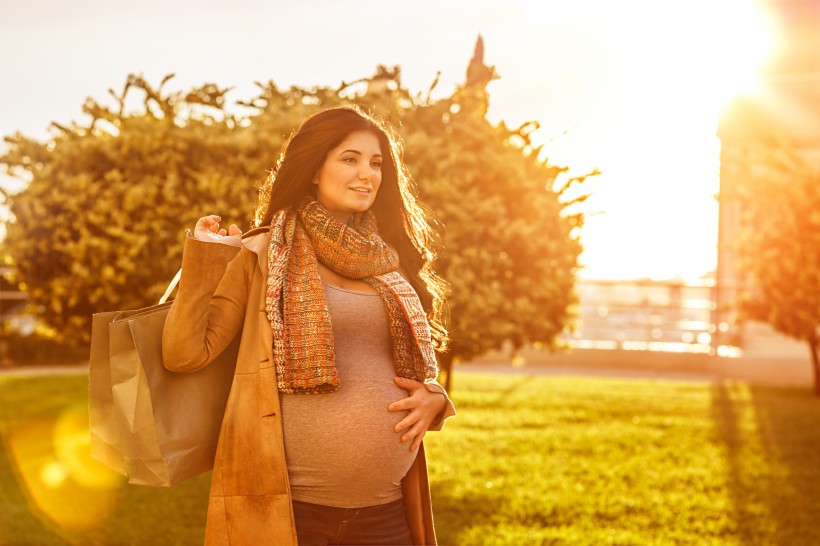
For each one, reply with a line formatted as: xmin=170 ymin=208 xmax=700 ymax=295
xmin=389 ymin=377 xmax=422 ymax=411
xmin=388 ymin=398 xmax=412 ymax=412
xmin=394 ymin=411 xmax=430 ymax=451
xmin=195 ymin=215 xmax=221 ymax=235
xmin=401 ymin=420 xmax=423 ymax=442
xmin=394 ymin=411 xmax=421 ymax=433
xmin=401 ymin=421 xmax=426 ymax=451
xmin=196 ymin=215 xmax=221 ymax=228
xmin=410 ymin=430 xmax=426 ymax=451
xmin=389 ymin=377 xmax=444 ymax=450
xmin=192 ymin=215 xmax=242 ymax=247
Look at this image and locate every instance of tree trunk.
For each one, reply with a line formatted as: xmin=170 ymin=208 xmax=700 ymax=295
xmin=809 ymin=333 xmax=820 ymax=397
xmin=439 ymin=353 xmax=454 ymax=393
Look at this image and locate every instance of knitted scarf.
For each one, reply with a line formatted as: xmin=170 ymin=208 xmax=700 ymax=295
xmin=265 ymin=197 xmax=438 ymax=394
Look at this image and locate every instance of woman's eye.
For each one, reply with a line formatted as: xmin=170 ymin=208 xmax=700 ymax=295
xmin=371 ymin=162 xmax=382 ymax=168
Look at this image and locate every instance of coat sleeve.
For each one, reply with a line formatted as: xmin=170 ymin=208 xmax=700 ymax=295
xmin=422 ymin=379 xmax=456 ymax=432
xmin=162 ymin=233 xmax=254 ymax=373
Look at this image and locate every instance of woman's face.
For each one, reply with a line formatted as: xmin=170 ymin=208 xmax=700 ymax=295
xmin=313 ymin=130 xmax=383 ymax=224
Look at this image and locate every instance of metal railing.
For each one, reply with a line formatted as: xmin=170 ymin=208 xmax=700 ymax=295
xmin=567 ymin=279 xmax=719 ymax=354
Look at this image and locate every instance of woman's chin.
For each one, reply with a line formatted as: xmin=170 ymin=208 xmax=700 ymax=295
xmin=346 ymin=200 xmax=375 ymax=213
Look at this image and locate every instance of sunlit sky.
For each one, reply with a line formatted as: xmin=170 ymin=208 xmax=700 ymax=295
xmin=0 ymin=0 xmax=775 ymax=280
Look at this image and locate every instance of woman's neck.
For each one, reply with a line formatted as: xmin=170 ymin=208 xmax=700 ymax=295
xmin=329 ymin=210 xmax=352 ymax=226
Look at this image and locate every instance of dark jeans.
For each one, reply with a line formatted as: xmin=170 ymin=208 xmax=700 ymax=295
xmin=292 ymin=498 xmax=413 ymax=546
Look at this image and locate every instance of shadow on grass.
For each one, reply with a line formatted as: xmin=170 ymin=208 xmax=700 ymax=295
xmin=711 ymin=382 xmax=820 ymax=546
xmin=748 ymin=385 xmax=820 ymax=544
xmin=430 ymin=476 xmax=492 ymax=546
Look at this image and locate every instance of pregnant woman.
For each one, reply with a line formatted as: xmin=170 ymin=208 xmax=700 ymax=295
xmin=162 ymin=105 xmax=456 ymax=546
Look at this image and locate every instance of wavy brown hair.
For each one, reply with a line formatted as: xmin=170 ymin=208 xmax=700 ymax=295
xmin=253 ymin=105 xmax=448 ymax=351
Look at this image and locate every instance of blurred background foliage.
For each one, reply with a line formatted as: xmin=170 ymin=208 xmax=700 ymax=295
xmin=728 ymin=105 xmax=820 ymax=388
xmin=1 ymin=42 xmax=592 ymax=380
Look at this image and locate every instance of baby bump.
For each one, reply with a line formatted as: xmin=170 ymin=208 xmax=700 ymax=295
xmin=281 ymin=377 xmax=418 ymax=508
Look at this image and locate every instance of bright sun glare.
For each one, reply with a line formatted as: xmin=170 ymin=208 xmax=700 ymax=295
xmin=527 ymin=0 xmax=777 ymax=281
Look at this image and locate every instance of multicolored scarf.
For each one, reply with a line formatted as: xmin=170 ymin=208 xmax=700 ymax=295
xmin=265 ymin=197 xmax=438 ymax=394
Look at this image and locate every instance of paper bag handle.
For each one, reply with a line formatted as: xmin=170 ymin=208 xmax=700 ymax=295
xmin=159 ymin=269 xmax=182 ymax=305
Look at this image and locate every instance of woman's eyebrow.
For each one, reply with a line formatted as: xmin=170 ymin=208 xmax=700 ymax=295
xmin=338 ymin=149 xmax=382 ymax=157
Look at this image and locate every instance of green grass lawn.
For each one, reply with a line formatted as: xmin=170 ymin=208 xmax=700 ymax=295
xmin=1 ymin=371 xmax=819 ymax=545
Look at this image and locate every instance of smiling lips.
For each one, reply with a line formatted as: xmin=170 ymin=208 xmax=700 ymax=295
xmin=350 ymin=187 xmax=371 ymax=194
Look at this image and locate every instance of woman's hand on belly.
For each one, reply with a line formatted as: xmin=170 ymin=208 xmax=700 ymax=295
xmin=387 ymin=377 xmax=447 ymax=451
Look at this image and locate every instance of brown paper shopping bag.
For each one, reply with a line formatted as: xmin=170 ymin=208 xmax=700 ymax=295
xmin=89 ymin=310 xmax=129 ymax=475
xmin=89 ymin=270 xmax=238 ymax=486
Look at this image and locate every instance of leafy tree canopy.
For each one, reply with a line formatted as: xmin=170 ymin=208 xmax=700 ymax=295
xmin=2 ymin=45 xmax=591 ymax=382
xmin=727 ymin=104 xmax=820 ymax=392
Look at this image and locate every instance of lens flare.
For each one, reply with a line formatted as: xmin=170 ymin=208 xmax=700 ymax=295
xmin=53 ymin=404 xmax=123 ymax=491
xmin=38 ymin=461 xmax=69 ymax=489
xmin=6 ymin=403 xmax=124 ymax=532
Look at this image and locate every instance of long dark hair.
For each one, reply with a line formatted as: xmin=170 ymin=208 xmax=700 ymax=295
xmin=253 ymin=105 xmax=448 ymax=351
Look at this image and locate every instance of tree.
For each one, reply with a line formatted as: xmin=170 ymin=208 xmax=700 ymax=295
xmin=729 ymin=112 xmax=820 ymax=393
xmin=1 ymin=74 xmax=260 ymax=345
xmin=2 ymin=40 xmax=590 ymax=387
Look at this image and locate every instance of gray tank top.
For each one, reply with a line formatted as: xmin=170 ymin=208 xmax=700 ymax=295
xmin=281 ymin=282 xmax=418 ymax=508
